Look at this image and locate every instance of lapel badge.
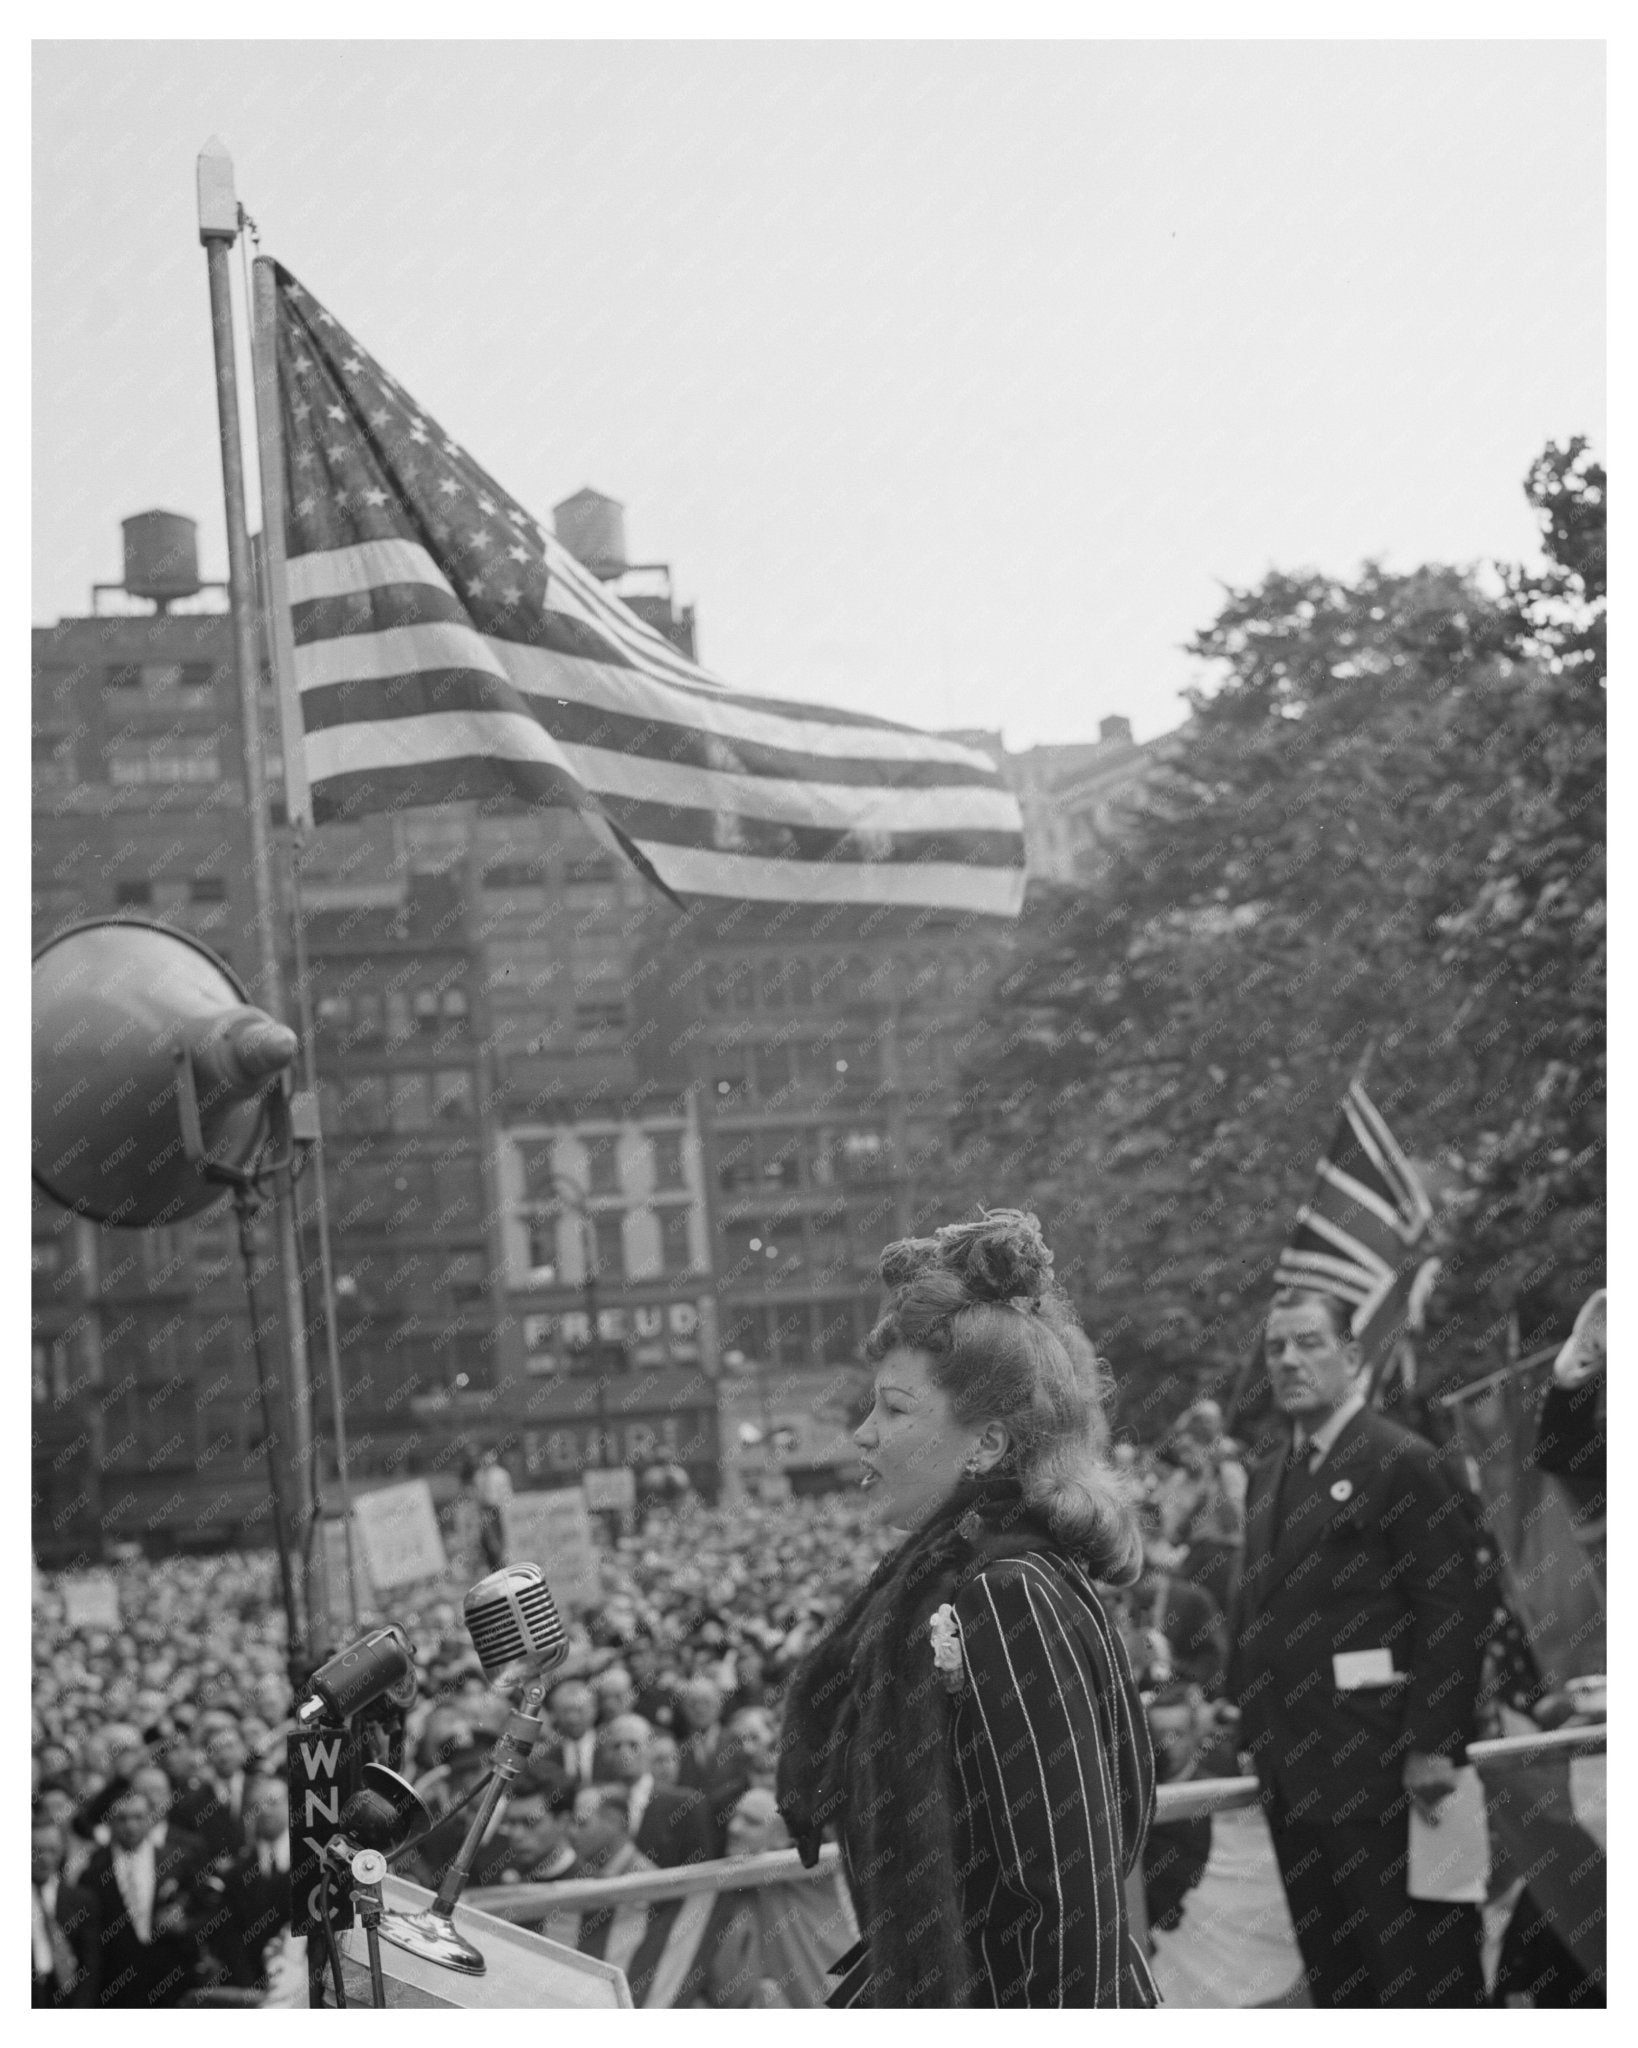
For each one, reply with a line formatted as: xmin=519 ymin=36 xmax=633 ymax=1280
xmin=1330 ymin=1479 xmax=1354 ymax=1504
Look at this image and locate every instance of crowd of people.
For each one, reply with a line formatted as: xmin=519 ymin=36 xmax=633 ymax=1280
xmin=32 ymin=1357 xmax=1601 ymax=2009
xmin=30 ymin=1491 xmax=902 ymax=2006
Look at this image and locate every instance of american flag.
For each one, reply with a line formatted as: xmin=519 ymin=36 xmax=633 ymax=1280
xmin=265 ymin=263 xmax=1026 ymax=916
xmin=1273 ymin=1077 xmax=1437 ymax=1378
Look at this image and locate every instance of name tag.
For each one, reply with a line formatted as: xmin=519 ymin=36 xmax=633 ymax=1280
xmin=1333 ymin=1648 xmax=1400 ymax=1690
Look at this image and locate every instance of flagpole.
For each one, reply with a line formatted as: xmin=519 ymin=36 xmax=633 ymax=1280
xmin=250 ymin=251 xmax=363 ymax=1638
xmin=197 ymin=139 xmax=315 ymax=1664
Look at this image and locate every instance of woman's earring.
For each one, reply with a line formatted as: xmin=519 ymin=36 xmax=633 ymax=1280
xmin=962 ymin=1452 xmax=984 ymax=1478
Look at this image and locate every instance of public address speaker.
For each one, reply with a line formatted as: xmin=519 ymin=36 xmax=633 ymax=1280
xmin=33 ymin=918 xmax=298 ymax=1228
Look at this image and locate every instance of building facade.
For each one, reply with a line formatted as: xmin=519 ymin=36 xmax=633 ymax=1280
xmin=33 ymin=505 xmax=1163 ymax=1556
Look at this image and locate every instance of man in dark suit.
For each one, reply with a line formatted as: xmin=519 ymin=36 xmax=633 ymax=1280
xmin=602 ymin=1715 xmax=713 ymax=1868
xmin=171 ymin=1719 xmax=258 ymax=1863
xmin=529 ymin=1680 xmax=604 ymax=1817
xmin=32 ymin=1812 xmax=98 ymax=2008
xmin=673 ymin=1679 xmax=726 ymax=1791
xmin=83 ymin=1785 xmax=212 ymax=2007
xmin=201 ymin=1778 xmax=292 ymax=1991
xmin=1227 ymin=1287 xmax=1489 ymax=2008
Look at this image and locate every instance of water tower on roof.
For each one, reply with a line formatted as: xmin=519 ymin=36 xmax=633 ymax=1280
xmin=121 ymin=511 xmax=203 ymax=612
xmin=552 ymin=488 xmax=628 ymax=582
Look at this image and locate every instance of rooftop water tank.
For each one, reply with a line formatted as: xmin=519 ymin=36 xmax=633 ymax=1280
xmin=552 ymin=488 xmax=627 ymax=580
xmin=122 ymin=511 xmax=202 ymax=612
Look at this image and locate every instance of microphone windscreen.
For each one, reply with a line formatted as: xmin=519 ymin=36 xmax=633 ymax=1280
xmin=463 ymin=1564 xmax=569 ymax=1688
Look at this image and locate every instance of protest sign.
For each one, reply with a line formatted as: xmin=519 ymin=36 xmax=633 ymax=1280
xmin=352 ymin=1480 xmax=447 ymax=1591
xmin=505 ymin=1489 xmax=601 ymax=1610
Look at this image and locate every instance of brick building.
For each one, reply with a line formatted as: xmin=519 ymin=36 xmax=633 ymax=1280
xmin=32 ymin=503 xmax=1162 ymax=1554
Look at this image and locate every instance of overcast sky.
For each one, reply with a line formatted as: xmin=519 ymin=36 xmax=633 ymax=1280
xmin=33 ymin=39 xmax=1603 ymax=749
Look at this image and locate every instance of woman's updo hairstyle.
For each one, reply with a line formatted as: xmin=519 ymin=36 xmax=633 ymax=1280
xmin=867 ymin=1208 xmax=1142 ymax=1583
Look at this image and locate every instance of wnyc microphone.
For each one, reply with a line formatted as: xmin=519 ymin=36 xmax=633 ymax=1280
xmin=462 ymin=1563 xmax=570 ymax=1694
xmin=295 ymin=1627 xmax=417 ymax=1726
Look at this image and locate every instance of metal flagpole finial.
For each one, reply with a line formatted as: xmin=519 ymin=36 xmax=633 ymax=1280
xmin=197 ymin=137 xmax=238 ymax=245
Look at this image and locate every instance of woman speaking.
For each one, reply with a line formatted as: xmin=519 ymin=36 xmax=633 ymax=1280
xmin=777 ymin=1211 xmax=1158 ymax=2008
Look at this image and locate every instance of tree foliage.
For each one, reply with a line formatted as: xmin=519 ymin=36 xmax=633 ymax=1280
xmin=954 ymin=442 xmax=1605 ymax=1433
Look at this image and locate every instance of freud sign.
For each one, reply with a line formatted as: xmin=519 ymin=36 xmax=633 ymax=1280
xmin=287 ymin=1724 xmax=360 ymax=1936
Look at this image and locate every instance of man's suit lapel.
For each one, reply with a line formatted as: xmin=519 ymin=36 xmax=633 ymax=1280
xmin=1262 ymin=1409 xmax=1376 ymax=1597
xmin=1240 ymin=1451 xmax=1285 ymax=1616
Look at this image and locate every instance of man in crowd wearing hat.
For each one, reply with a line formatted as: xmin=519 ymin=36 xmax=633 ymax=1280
xmin=1227 ymin=1287 xmax=1490 ymax=2008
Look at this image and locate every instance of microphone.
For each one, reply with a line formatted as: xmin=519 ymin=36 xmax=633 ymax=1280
xmin=319 ymin=1763 xmax=431 ymax=1874
xmin=462 ymin=1564 xmax=569 ymax=1694
xmin=377 ymin=1563 xmax=568 ymax=1977
xmin=296 ymin=1628 xmax=416 ymax=1726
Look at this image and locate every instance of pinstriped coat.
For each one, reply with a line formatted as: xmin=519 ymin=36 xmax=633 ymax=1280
xmin=825 ymin=1546 xmax=1159 ymax=2008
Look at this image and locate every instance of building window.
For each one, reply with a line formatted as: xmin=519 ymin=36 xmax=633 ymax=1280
xmin=582 ymin=1133 xmax=620 ymax=1197
xmin=107 ymin=739 xmax=221 ymax=784
xmin=754 ymin=1042 xmax=796 ymax=1096
xmin=32 ymin=731 xmax=74 ymax=789
xmin=385 ymin=990 xmax=413 ymax=1041
xmin=651 ymin=1129 xmax=686 ymax=1189
xmin=104 ymin=664 xmax=144 ymax=690
xmin=387 ymin=1072 xmax=431 ymax=1130
xmin=574 ymin=996 xmax=626 ymax=1037
xmin=441 ymin=1252 xmax=487 ymax=1305
xmin=706 ymin=959 xmax=753 ymax=1013
xmin=115 ymin=880 xmax=153 ymax=908
xmin=189 ymin=875 xmax=227 ymax=904
xmin=659 ymin=1205 xmax=694 ymax=1274
xmin=812 ymin=1126 xmax=889 ymax=1184
xmin=566 ymin=855 xmax=617 ymax=885
xmin=588 ymin=1210 xmax=625 ymax=1283
xmin=191 ymin=1218 xmax=236 ymax=1284
xmin=808 ymin=1206 xmax=853 ymax=1279
xmin=137 ymin=662 xmax=217 ymax=693
xmin=826 ymin=1037 xmax=877 ymax=1084
xmin=519 ymin=1144 xmax=562 ymax=1204
xmin=759 ymin=1128 xmax=806 ymax=1190
xmin=430 ymin=1069 xmax=474 ymax=1121
xmin=481 ymin=859 xmax=545 ymax=891
xmin=725 ymin=1217 xmax=799 ymax=1276
xmin=525 ymin=1213 xmax=561 ymax=1281
xmin=316 ymin=993 xmax=352 ymax=1029
xmin=711 ymin=1053 xmax=748 ymax=1101
xmin=442 ymin=986 xmax=469 ymax=1023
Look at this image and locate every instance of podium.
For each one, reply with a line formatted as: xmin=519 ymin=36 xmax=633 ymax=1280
xmin=308 ymin=1873 xmax=633 ymax=2008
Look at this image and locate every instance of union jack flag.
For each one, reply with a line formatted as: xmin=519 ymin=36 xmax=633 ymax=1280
xmin=1274 ymin=1077 xmax=1438 ymax=1379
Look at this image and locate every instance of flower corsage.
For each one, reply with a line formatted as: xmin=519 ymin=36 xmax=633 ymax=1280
xmin=929 ymin=1603 xmax=966 ymax=1695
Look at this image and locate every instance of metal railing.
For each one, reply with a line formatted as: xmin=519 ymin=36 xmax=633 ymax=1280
xmin=468 ymin=1725 xmax=1605 ymax=1926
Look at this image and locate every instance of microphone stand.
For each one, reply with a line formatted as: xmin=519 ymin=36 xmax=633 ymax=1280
xmin=376 ymin=1674 xmax=548 ymax=1975
xmin=349 ymin=1850 xmax=390 ymax=2009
